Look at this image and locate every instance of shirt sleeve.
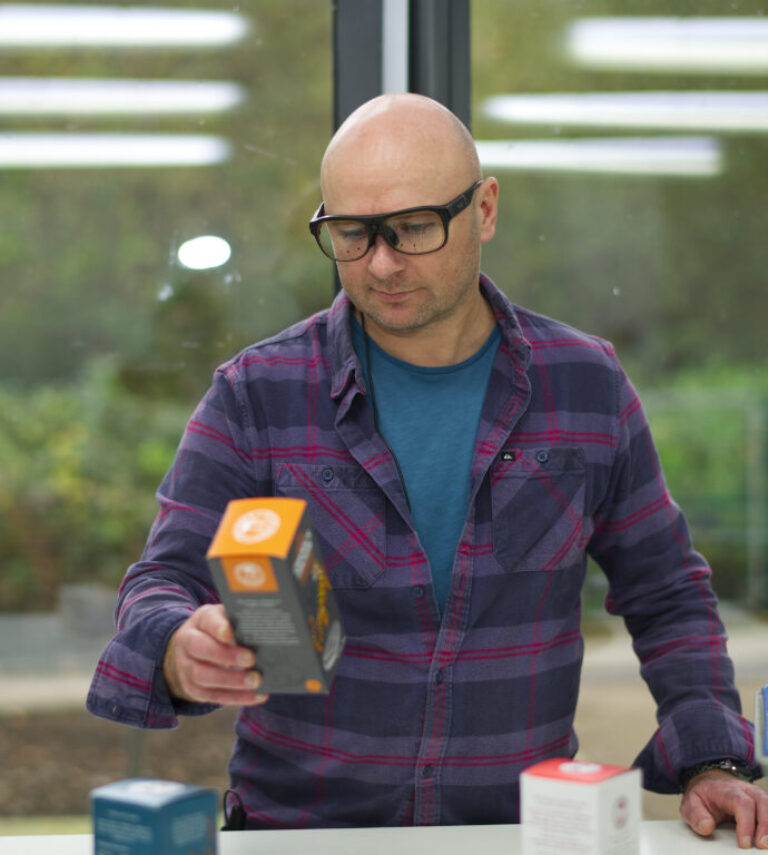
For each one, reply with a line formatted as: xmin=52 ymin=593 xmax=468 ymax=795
xmin=86 ymin=362 xmax=258 ymax=728
xmin=587 ymin=359 xmax=760 ymax=792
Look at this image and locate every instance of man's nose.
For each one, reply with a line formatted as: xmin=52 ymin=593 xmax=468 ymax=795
xmin=367 ymin=234 xmax=406 ymax=278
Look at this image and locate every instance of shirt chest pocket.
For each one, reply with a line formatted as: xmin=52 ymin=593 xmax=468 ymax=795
xmin=274 ymin=462 xmax=386 ymax=589
xmin=491 ymin=447 xmax=586 ymax=574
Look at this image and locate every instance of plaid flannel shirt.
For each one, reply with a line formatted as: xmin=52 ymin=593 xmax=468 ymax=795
xmin=88 ymin=273 xmax=759 ymax=828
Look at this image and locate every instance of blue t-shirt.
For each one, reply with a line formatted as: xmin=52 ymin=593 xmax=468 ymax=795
xmin=352 ymin=316 xmax=501 ymax=613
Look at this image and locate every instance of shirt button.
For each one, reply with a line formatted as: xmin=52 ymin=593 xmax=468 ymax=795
xmin=412 ymin=585 xmax=424 ymax=599
xmin=435 ymin=670 xmax=444 ymax=685
xmin=422 ymin=765 xmax=433 ymax=778
xmin=536 ymin=450 xmax=549 ymax=464
xmin=321 ymin=467 xmax=335 ymax=483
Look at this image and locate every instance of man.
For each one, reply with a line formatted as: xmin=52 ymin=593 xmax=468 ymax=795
xmin=88 ymin=93 xmax=768 ymax=841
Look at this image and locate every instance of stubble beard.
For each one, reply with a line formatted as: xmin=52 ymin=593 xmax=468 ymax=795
xmin=361 ymin=287 xmax=460 ymax=337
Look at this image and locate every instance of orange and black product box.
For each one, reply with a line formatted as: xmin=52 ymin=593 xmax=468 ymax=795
xmin=206 ymin=497 xmax=345 ymax=695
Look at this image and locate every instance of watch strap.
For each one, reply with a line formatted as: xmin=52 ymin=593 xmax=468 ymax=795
xmin=679 ymin=758 xmax=751 ymax=790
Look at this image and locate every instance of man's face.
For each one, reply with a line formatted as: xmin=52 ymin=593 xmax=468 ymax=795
xmin=325 ymin=170 xmax=494 ymax=341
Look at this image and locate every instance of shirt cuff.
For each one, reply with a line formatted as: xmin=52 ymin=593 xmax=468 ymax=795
xmin=87 ymin=606 xmax=218 ymax=728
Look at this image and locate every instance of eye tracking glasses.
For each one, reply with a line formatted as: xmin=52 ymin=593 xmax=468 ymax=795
xmin=309 ymin=180 xmax=483 ymax=262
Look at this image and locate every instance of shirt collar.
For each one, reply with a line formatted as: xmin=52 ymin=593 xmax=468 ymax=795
xmin=328 ymin=289 xmax=362 ymax=400
xmin=478 ymin=272 xmax=532 ymax=371
xmin=327 ymin=273 xmax=532 ymax=400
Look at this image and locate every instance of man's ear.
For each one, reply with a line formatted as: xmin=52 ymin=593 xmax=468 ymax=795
xmin=477 ymin=177 xmax=499 ymax=244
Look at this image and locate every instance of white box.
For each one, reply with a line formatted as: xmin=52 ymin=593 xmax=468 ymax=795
xmin=521 ymin=758 xmax=641 ymax=855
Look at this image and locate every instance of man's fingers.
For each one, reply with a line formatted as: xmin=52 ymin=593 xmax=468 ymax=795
xmin=185 ymin=622 xmax=255 ymax=670
xmin=680 ymin=793 xmax=718 ymax=838
xmin=194 ymin=603 xmax=237 ymax=646
xmin=681 ymin=773 xmax=768 ymax=849
xmin=692 ymin=815 xmax=717 ymax=838
xmin=188 ymin=660 xmax=261 ymax=693
xmin=200 ymin=689 xmax=270 ymax=707
xmin=183 ymin=657 xmax=268 ymax=706
xmin=182 ymin=604 xmax=256 ymax=669
xmin=172 ymin=640 xmax=267 ymax=706
xmin=163 ymin=604 xmax=268 ymax=705
xmin=748 ymin=786 xmax=768 ymax=849
xmin=731 ymin=790 xmax=758 ymax=849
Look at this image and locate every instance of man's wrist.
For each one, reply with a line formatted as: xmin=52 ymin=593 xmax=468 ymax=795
xmin=162 ymin=625 xmax=188 ymax=701
xmin=679 ymin=758 xmax=752 ymax=791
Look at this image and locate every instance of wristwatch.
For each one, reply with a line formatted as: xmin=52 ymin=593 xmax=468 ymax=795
xmin=679 ymin=758 xmax=752 ymax=790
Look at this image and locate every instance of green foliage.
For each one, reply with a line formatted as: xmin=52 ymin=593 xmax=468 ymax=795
xmin=0 ymin=361 xmax=190 ymax=610
xmin=581 ymin=367 xmax=768 ymax=611
xmin=640 ymin=367 xmax=768 ymax=601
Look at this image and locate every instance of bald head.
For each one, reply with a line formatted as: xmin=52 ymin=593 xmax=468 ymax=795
xmin=321 ymin=93 xmax=481 ymax=215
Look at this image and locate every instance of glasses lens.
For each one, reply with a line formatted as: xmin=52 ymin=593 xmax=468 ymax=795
xmin=383 ymin=210 xmax=445 ymax=255
xmin=317 ymin=219 xmax=370 ymax=261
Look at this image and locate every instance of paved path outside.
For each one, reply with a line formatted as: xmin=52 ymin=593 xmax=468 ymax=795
xmin=0 ymin=608 xmax=111 ymax=714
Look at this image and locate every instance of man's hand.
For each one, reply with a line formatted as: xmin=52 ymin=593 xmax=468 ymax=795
xmin=163 ymin=604 xmax=269 ymax=706
xmin=681 ymin=769 xmax=768 ymax=849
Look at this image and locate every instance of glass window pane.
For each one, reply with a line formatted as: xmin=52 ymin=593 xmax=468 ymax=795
xmin=0 ymin=0 xmax=331 ymax=826
xmin=472 ymin=0 xmax=768 ymax=819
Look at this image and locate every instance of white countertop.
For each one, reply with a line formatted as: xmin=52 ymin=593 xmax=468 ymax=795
xmin=0 ymin=820 xmax=744 ymax=855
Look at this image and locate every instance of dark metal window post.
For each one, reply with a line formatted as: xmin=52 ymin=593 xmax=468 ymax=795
xmin=331 ymin=0 xmax=470 ymax=290
xmin=332 ymin=0 xmax=471 ymax=129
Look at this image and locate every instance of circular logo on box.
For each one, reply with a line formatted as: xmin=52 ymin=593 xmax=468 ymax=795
xmin=232 ymin=508 xmax=281 ymax=544
xmin=612 ymin=796 xmax=629 ymax=829
xmin=233 ymin=560 xmax=269 ymax=589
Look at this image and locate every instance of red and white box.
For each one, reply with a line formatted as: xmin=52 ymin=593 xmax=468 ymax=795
xmin=521 ymin=758 xmax=641 ymax=855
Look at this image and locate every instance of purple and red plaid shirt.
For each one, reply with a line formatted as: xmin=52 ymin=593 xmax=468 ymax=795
xmin=88 ymin=274 xmax=758 ymax=827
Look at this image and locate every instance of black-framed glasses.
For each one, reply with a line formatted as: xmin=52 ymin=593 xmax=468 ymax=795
xmin=309 ymin=180 xmax=483 ymax=262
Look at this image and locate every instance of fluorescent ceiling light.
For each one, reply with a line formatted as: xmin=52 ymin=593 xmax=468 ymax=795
xmin=0 ymin=133 xmax=230 ymax=168
xmin=483 ymin=92 xmax=768 ymax=133
xmin=0 ymin=4 xmax=250 ymax=48
xmin=0 ymin=78 xmax=245 ymax=116
xmin=566 ymin=17 xmax=768 ymax=74
xmin=476 ymin=137 xmax=722 ymax=177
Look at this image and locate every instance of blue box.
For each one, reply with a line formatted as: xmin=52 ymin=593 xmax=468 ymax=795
xmin=91 ymin=779 xmax=217 ymax=855
xmin=757 ymin=686 xmax=768 ymax=771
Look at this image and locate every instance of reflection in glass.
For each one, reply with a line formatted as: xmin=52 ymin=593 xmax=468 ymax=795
xmin=566 ymin=17 xmax=768 ymax=74
xmin=476 ymin=136 xmax=721 ymax=177
xmin=0 ymin=133 xmax=231 ymax=167
xmin=483 ymin=92 xmax=768 ymax=133
xmin=0 ymin=78 xmax=245 ymax=116
xmin=0 ymin=4 xmax=250 ymax=48
xmin=177 ymin=235 xmax=232 ymax=271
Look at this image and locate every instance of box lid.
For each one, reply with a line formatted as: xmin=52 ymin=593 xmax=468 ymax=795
xmin=523 ymin=758 xmax=633 ymax=783
xmin=91 ymin=779 xmax=211 ymax=808
xmin=207 ymin=497 xmax=306 ymax=559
